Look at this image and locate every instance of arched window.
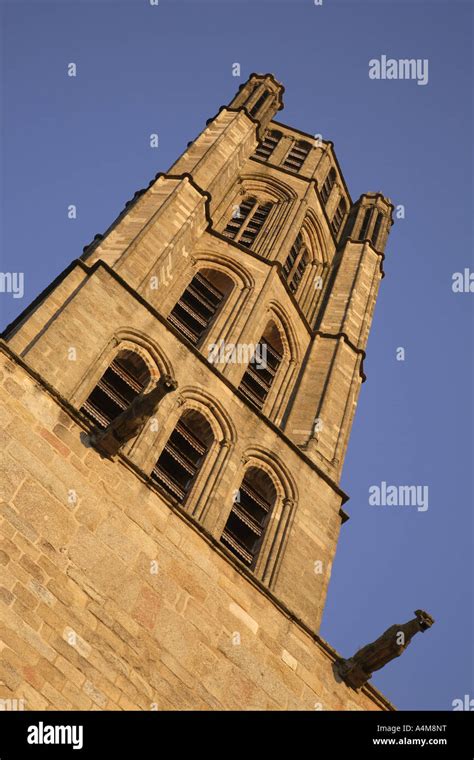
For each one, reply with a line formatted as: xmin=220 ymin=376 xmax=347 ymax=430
xmin=359 ymin=208 xmax=372 ymax=241
xmin=221 ymin=467 xmax=277 ymax=568
xmin=320 ymin=167 xmax=336 ymax=204
xmin=222 ymin=196 xmax=273 ymax=249
xmin=371 ymin=211 xmax=383 ymax=247
xmin=239 ymin=321 xmax=283 ymax=410
xmin=80 ymin=349 xmax=150 ymax=429
xmin=282 ymin=140 xmax=311 ymax=173
xmin=331 ymin=197 xmax=347 ymax=236
xmin=282 ymin=233 xmax=309 ymax=294
xmin=168 ymin=269 xmax=233 ymax=346
xmin=254 ymin=130 xmax=282 ymax=161
xmin=151 ymin=410 xmax=213 ymax=503
xmin=249 ymin=89 xmax=270 ymax=117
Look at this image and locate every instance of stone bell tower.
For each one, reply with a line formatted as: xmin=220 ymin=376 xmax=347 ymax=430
xmin=0 ymin=74 xmax=414 ymax=712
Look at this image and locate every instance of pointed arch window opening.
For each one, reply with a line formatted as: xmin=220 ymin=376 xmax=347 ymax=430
xmin=80 ymin=350 xmax=150 ymax=429
xmin=221 ymin=468 xmax=277 ymax=569
xmin=249 ymin=89 xmax=270 ymax=117
xmin=151 ymin=411 xmax=213 ymax=503
xmin=371 ymin=211 xmax=383 ymax=247
xmin=239 ymin=326 xmax=283 ymax=410
xmin=223 ymin=196 xmax=273 ymax=249
xmin=331 ymin=198 xmax=347 ymax=236
xmin=167 ymin=270 xmax=231 ymax=347
xmin=282 ymin=140 xmax=311 ymax=173
xmin=359 ymin=208 xmax=372 ymax=241
xmin=321 ymin=167 xmax=336 ymax=205
xmin=282 ymin=233 xmax=310 ymax=294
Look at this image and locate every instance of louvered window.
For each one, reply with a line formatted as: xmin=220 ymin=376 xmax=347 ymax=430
xmin=371 ymin=211 xmax=383 ymax=247
xmin=359 ymin=208 xmax=372 ymax=241
xmin=331 ymin=197 xmax=347 ymax=236
xmin=80 ymin=350 xmax=150 ymax=429
xmin=167 ymin=271 xmax=225 ymax=346
xmin=254 ymin=130 xmax=282 ymax=161
xmin=290 ymin=249 xmax=309 ymax=293
xmin=321 ymin=167 xmax=336 ymax=204
xmin=221 ymin=469 xmax=276 ymax=568
xmin=249 ymin=89 xmax=270 ymax=117
xmin=282 ymin=140 xmax=311 ymax=172
xmin=151 ymin=413 xmax=212 ymax=503
xmin=282 ymin=233 xmax=309 ymax=294
xmin=239 ymin=337 xmax=283 ymax=410
xmin=223 ymin=197 xmax=273 ymax=249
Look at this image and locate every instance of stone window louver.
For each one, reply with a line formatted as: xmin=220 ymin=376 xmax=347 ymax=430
xmin=254 ymin=130 xmax=282 ymax=161
xmin=221 ymin=468 xmax=277 ymax=568
xmin=223 ymin=197 xmax=273 ymax=249
xmin=151 ymin=411 xmax=213 ymax=504
xmin=331 ymin=197 xmax=347 ymax=236
xmin=239 ymin=324 xmax=283 ymax=410
xmin=282 ymin=233 xmax=309 ymax=294
xmin=282 ymin=140 xmax=311 ymax=172
xmin=80 ymin=350 xmax=150 ymax=429
xmin=320 ymin=167 xmax=336 ymax=204
xmin=167 ymin=271 xmax=226 ymax=346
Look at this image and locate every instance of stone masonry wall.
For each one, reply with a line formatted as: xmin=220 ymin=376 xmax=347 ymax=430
xmin=0 ymin=348 xmax=393 ymax=711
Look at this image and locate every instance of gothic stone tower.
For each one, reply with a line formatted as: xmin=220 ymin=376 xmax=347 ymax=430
xmin=0 ymin=74 xmax=395 ymax=711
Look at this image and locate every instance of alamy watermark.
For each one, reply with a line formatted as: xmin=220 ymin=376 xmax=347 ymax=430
xmin=369 ymin=481 xmax=429 ymax=512
xmin=0 ymin=698 xmax=25 ymax=710
xmin=0 ymin=272 xmax=24 ymax=299
xmin=369 ymin=56 xmax=429 ymax=86
xmin=452 ymin=694 xmax=474 ymax=710
xmin=207 ymin=340 xmax=268 ymax=369
xmin=452 ymin=268 xmax=474 ymax=293
xmin=27 ymin=722 xmax=83 ymax=750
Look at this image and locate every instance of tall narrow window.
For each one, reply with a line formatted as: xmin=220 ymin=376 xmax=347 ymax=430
xmin=239 ymin=322 xmax=283 ymax=410
xmin=371 ymin=211 xmax=383 ymax=247
xmin=282 ymin=233 xmax=309 ymax=294
xmin=243 ymin=84 xmax=259 ymax=107
xmin=249 ymin=89 xmax=270 ymax=117
xmin=80 ymin=350 xmax=150 ymax=429
xmin=151 ymin=410 xmax=213 ymax=503
xmin=358 ymin=208 xmax=372 ymax=241
xmin=331 ymin=197 xmax=347 ymax=236
xmin=222 ymin=196 xmax=273 ymax=249
xmin=221 ymin=467 xmax=277 ymax=568
xmin=254 ymin=130 xmax=282 ymax=161
xmin=282 ymin=140 xmax=311 ymax=172
xmin=167 ymin=269 xmax=233 ymax=347
xmin=321 ymin=167 xmax=336 ymax=204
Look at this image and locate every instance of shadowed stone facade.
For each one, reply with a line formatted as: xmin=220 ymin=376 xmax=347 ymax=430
xmin=0 ymin=74 xmax=396 ymax=710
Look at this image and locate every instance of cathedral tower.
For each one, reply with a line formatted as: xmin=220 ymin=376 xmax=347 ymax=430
xmin=0 ymin=74 xmax=396 ymax=710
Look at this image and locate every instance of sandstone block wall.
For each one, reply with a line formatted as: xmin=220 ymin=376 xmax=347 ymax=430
xmin=0 ymin=348 xmax=392 ymax=711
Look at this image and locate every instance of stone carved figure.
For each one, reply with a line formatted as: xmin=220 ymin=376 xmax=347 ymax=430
xmin=91 ymin=374 xmax=178 ymax=458
xmin=338 ymin=610 xmax=434 ymax=688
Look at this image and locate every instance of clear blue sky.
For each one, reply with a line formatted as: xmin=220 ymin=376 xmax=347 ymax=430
xmin=0 ymin=0 xmax=472 ymax=711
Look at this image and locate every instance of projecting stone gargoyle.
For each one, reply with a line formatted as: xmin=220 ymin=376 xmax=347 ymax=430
xmin=91 ymin=374 xmax=178 ymax=458
xmin=338 ymin=609 xmax=434 ymax=689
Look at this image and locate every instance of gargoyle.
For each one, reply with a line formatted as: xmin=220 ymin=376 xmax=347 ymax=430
xmin=91 ymin=374 xmax=178 ymax=458
xmin=338 ymin=609 xmax=434 ymax=689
